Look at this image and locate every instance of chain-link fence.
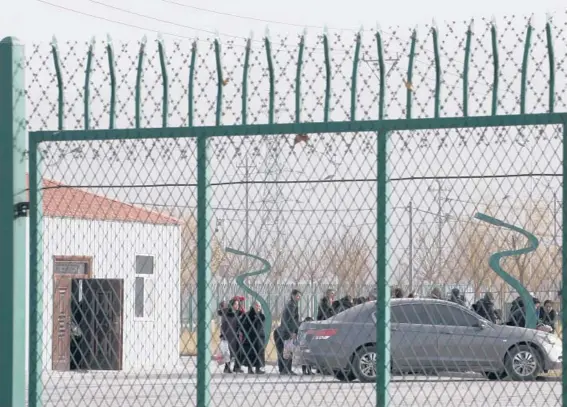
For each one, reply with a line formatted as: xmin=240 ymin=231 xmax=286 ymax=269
xmin=2 ymin=8 xmax=567 ymax=407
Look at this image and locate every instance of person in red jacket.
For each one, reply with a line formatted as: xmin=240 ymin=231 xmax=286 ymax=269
xmin=235 ymin=296 xmax=246 ymax=313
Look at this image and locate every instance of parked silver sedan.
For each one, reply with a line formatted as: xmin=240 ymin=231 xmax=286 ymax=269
xmin=298 ymin=298 xmax=562 ymax=382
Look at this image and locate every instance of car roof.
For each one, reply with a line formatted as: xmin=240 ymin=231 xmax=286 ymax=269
xmin=356 ymin=298 xmax=462 ymax=311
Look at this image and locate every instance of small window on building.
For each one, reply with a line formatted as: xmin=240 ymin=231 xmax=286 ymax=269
xmin=135 ymin=255 xmax=154 ymax=318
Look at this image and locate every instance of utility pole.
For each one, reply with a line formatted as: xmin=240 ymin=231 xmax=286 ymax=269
xmin=236 ymin=154 xmax=254 ymax=270
xmin=428 ymin=180 xmax=451 ymax=274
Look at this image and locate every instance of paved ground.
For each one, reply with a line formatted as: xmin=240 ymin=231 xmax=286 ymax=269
xmin=35 ymin=364 xmax=562 ymax=407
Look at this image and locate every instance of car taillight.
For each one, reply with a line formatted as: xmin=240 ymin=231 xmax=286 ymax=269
xmin=308 ymin=328 xmax=338 ymax=339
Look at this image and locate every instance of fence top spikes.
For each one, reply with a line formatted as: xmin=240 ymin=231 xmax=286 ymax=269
xmin=375 ymin=23 xmax=381 ymax=35
xmin=528 ymin=13 xmax=535 ymax=26
xmin=431 ymin=19 xmax=439 ymax=32
xmin=323 ymin=25 xmax=329 ymax=36
xmin=491 ymin=15 xmax=498 ymax=28
xmin=157 ymin=33 xmax=165 ymax=44
xmin=546 ymin=12 xmax=553 ymax=24
xmin=106 ymin=33 xmax=112 ymax=46
xmin=264 ymin=26 xmax=271 ymax=41
xmin=468 ymin=18 xmax=475 ymax=33
xmin=51 ymin=35 xmax=58 ymax=47
xmin=140 ymin=35 xmax=147 ymax=46
xmin=248 ymin=31 xmax=254 ymax=42
xmin=89 ymin=36 xmax=96 ymax=48
xmin=412 ymin=26 xmax=418 ymax=38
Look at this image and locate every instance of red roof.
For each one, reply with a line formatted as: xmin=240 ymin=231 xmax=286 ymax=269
xmin=29 ymin=177 xmax=179 ymax=225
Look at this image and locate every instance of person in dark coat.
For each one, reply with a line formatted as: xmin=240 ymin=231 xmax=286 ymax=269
xmin=332 ymin=295 xmax=354 ymax=314
xmin=317 ymin=289 xmax=336 ymax=321
xmin=241 ymin=301 xmax=266 ymax=374
xmin=392 ymin=287 xmax=404 ymax=298
xmin=429 ymin=287 xmax=443 ymax=299
xmin=539 ymin=300 xmax=557 ymax=332
xmin=509 ymin=296 xmax=524 ymax=316
xmin=353 ymin=296 xmax=369 ymax=305
xmin=220 ymin=298 xmax=245 ymax=373
xmin=301 ymin=317 xmax=314 ymax=375
xmin=449 ymin=288 xmax=466 ymax=307
xmin=472 ymin=292 xmax=498 ymax=323
xmin=273 ymin=289 xmax=302 ymax=375
xmin=507 ymin=297 xmax=541 ymax=328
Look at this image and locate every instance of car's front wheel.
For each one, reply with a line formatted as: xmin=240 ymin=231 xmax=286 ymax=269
xmin=352 ymin=345 xmax=377 ymax=383
xmin=504 ymin=344 xmax=542 ymax=381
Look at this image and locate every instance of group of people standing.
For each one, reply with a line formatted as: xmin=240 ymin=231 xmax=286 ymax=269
xmin=395 ymin=286 xmax=559 ymax=332
xmin=217 ymin=298 xmax=267 ymax=374
xmin=443 ymin=288 xmax=558 ymax=332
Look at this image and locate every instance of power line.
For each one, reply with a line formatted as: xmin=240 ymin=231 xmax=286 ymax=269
xmin=86 ymin=0 xmax=231 ymax=38
xmin=160 ymin=0 xmax=369 ymax=33
xmin=36 ymin=172 xmax=562 ymax=191
xmin=38 ymin=0 xmax=196 ymax=41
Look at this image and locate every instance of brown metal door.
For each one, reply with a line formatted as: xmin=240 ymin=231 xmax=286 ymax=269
xmin=84 ymin=279 xmax=124 ymax=370
xmin=52 ymin=275 xmax=72 ymax=371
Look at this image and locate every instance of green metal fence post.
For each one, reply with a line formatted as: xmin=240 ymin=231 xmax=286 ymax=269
xmin=406 ymin=29 xmax=417 ymax=119
xmin=375 ymin=26 xmax=386 ymax=120
xmin=51 ymin=37 xmax=64 ymax=130
xmin=0 ymin=36 xmax=27 ymax=407
xmin=135 ymin=36 xmax=147 ymax=129
xmin=264 ymin=31 xmax=275 ymax=124
xmin=376 ymin=128 xmax=390 ymax=407
xmin=490 ymin=19 xmax=499 ymax=116
xmin=545 ymin=15 xmax=555 ymax=113
xmin=322 ymin=28 xmax=331 ymax=122
xmin=106 ymin=35 xmax=116 ymax=129
xmin=196 ymin=130 xmax=212 ymax=407
xmin=28 ymin=138 xmax=43 ymax=407
xmin=188 ymin=41 xmax=197 ymax=127
xmin=214 ymin=38 xmax=223 ymax=126
xmin=562 ymin=121 xmax=567 ymax=407
xmin=463 ymin=20 xmax=473 ymax=117
xmin=242 ymin=36 xmax=251 ymax=125
xmin=520 ymin=17 xmax=533 ymax=114
xmin=431 ymin=22 xmax=442 ymax=118
xmin=350 ymin=30 xmax=362 ymax=121
xmin=83 ymin=37 xmax=95 ymax=130
xmin=295 ymin=31 xmax=305 ymax=123
xmin=157 ymin=35 xmax=169 ymax=128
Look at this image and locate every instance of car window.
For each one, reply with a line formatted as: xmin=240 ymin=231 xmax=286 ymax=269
xmin=432 ymin=304 xmax=479 ymax=327
xmin=392 ymin=304 xmax=437 ymax=325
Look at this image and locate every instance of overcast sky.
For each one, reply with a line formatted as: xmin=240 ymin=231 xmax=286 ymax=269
xmin=1 ymin=0 xmax=565 ymax=42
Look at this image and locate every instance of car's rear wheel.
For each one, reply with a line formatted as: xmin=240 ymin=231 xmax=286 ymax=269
xmin=504 ymin=344 xmax=542 ymax=381
xmin=352 ymin=345 xmax=377 ymax=383
xmin=334 ymin=370 xmax=357 ymax=382
xmin=482 ymin=371 xmax=508 ymax=381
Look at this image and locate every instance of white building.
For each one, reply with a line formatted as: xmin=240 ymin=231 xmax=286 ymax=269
xmin=27 ymin=177 xmax=181 ymax=372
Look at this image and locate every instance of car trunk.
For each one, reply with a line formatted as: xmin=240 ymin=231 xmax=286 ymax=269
xmin=298 ymin=321 xmax=338 ymax=347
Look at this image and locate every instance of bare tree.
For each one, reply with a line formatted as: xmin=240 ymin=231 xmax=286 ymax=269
xmin=448 ymin=221 xmax=498 ymax=298
xmin=413 ymin=227 xmax=449 ymax=287
xmin=180 ymin=214 xmax=225 ymax=288
xmin=319 ymin=231 xmax=374 ymax=294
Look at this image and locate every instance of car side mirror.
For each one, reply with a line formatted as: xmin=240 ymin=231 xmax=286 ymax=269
xmin=473 ymin=321 xmax=487 ymax=330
